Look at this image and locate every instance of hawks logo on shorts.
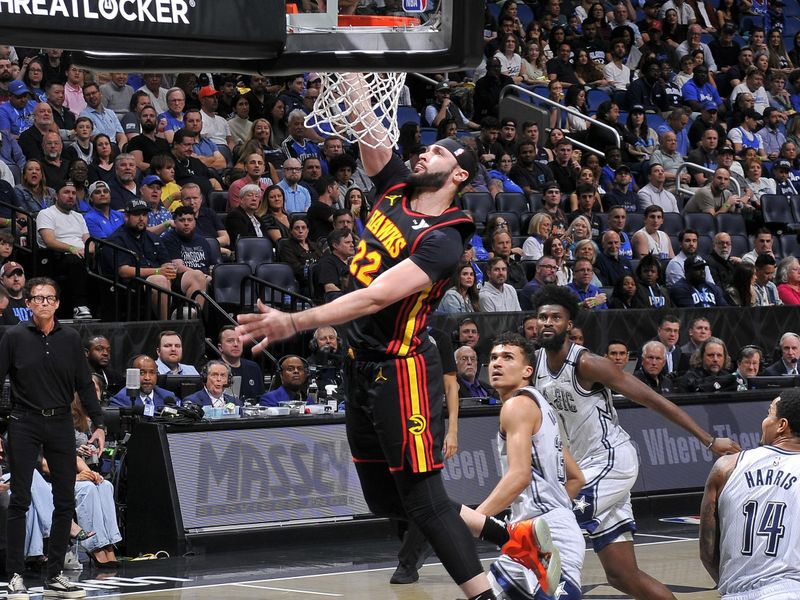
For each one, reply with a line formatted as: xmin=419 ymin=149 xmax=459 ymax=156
xmin=407 ymin=414 xmax=427 ymax=435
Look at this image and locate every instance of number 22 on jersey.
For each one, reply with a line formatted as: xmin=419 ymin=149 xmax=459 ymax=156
xmin=350 ymin=240 xmax=383 ymax=286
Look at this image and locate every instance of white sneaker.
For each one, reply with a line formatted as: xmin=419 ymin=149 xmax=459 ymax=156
xmin=63 ymin=548 xmax=83 ymax=571
xmin=43 ymin=572 xmax=86 ymax=598
xmin=7 ymin=573 xmax=29 ymax=600
xmin=72 ymin=306 xmax=92 ymax=320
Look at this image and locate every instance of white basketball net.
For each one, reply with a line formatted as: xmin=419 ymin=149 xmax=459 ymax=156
xmin=306 ymin=72 xmax=407 ymax=148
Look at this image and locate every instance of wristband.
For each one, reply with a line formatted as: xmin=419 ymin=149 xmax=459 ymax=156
xmin=155 ymin=268 xmax=161 ymax=275
xmin=705 ymin=437 xmax=716 ymax=450
xmin=68 ymin=245 xmax=74 ymax=253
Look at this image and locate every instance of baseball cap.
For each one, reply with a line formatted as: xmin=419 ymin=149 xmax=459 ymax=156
xmin=544 ymin=181 xmax=561 ymax=192
xmin=0 ymin=262 xmax=24 ymax=277
xmin=774 ymin=158 xmax=792 ymax=171
xmin=8 ymin=80 xmax=30 ymax=96
xmin=435 ymin=81 xmax=451 ymax=92
xmin=125 ymin=199 xmax=150 ymax=213
xmin=684 ymin=255 xmax=707 ymax=270
xmin=197 ymin=85 xmax=219 ymax=99
xmin=88 ymin=181 xmax=109 ymax=196
xmin=56 ymin=179 xmax=76 ymax=192
xmin=615 ymin=164 xmax=632 ymax=174
xmin=307 ymin=72 xmax=321 ymax=83
xmin=141 ymin=174 xmax=163 ymax=187
xmin=432 ymin=137 xmax=477 ymax=182
xmin=701 ymin=101 xmax=718 ymax=112
xmin=722 ymin=23 xmax=736 ymax=34
xmin=648 ymin=20 xmax=662 ymax=32
xmin=718 ymin=146 xmax=736 ymax=155
xmin=630 ymin=104 xmax=645 ymax=114
xmin=743 ymin=108 xmax=763 ymax=120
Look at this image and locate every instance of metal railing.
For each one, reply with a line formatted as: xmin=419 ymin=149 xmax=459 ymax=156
xmin=675 ymin=162 xmax=743 ymax=198
xmin=242 ymin=274 xmax=313 ymax=313
xmin=0 ymin=200 xmax=40 ymax=273
xmin=500 ymin=84 xmax=621 ymax=153
xmin=85 ymin=237 xmax=199 ymax=322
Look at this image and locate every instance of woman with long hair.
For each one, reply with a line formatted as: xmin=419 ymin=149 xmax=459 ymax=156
xmin=566 ymin=218 xmax=593 ymax=258
xmin=494 ymin=33 xmax=524 ymax=84
xmin=661 ymin=8 xmax=686 ymax=50
xmin=522 ymin=212 xmax=552 ymax=260
xmin=14 ymin=159 xmax=55 ymax=213
xmin=543 ymin=235 xmax=572 ymax=284
xmin=573 ymin=48 xmax=608 ymax=89
xmin=767 ymin=28 xmax=794 ymax=74
xmin=625 ymin=105 xmax=658 ymax=161
xmin=547 ymin=26 xmax=570 ymax=62
xmin=88 ymin=134 xmax=117 ymax=184
xmin=777 ymin=256 xmax=800 ymax=304
xmin=438 ymin=262 xmax=481 ymax=313
xmin=753 ymin=51 xmax=770 ymax=77
xmin=264 ymin=95 xmax=287 ymax=144
xmin=587 ymin=3 xmax=613 ymax=45
xmin=397 ymin=122 xmax=421 ymax=160
xmin=789 ymin=32 xmax=800 ymax=70
xmin=564 ymin=85 xmax=590 ymax=132
xmin=345 ymin=186 xmax=369 ymax=236
xmin=543 ymin=127 xmax=565 ymax=162
xmin=726 ymin=262 xmax=756 ymax=307
xmin=436 ymin=117 xmax=459 ymax=141
xmin=716 ymin=0 xmax=740 ymax=28
xmin=238 ymin=119 xmax=283 ymax=176
xmin=20 ymin=58 xmax=47 ymax=102
xmin=488 ymin=151 xmax=524 ymax=197
xmin=498 ymin=0 xmax=524 ymax=38
xmin=519 ymin=42 xmax=548 ymax=84
xmin=259 ymin=184 xmax=291 ymax=244
xmin=278 ymin=215 xmax=322 ymax=296
xmin=607 ymin=274 xmax=640 ymax=309
xmin=568 ymin=166 xmax=605 ymax=211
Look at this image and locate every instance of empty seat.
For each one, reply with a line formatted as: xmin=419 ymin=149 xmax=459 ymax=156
xmin=762 ymin=194 xmax=795 ymax=232
xmin=528 ymin=192 xmax=543 ymax=212
xmin=587 ymin=89 xmax=611 ymax=113
xmin=461 ymin=192 xmax=494 ymax=225
xmin=730 ymin=234 xmax=750 ymax=257
xmin=683 ymin=212 xmax=716 ymax=235
xmin=781 ymin=235 xmax=800 ymax=259
xmin=697 ymin=234 xmax=714 ymax=256
xmin=661 ymin=212 xmax=684 ymax=236
xmin=212 ymin=263 xmax=251 ymax=306
xmin=420 ymin=127 xmax=437 ymax=145
xmin=397 ymin=105 xmax=421 ymax=127
xmin=596 ymin=212 xmax=609 ymax=233
xmin=208 ymin=191 xmax=228 ymax=213
xmin=495 ymin=192 xmax=529 ymax=214
xmin=715 ymin=213 xmax=747 ymax=237
xmin=255 ymin=263 xmax=297 ymax=302
xmin=236 ymin=237 xmax=275 ymax=273
xmin=624 ymin=212 xmax=644 ymax=233
xmin=205 ymin=238 xmax=222 ymax=268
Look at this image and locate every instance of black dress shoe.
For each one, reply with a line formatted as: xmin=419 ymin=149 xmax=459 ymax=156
xmin=389 ymin=563 xmax=419 ymax=584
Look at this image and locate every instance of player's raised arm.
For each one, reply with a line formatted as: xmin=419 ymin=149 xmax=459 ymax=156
xmin=578 ymin=352 xmax=742 ymax=456
xmin=698 ymin=454 xmax=737 ymax=584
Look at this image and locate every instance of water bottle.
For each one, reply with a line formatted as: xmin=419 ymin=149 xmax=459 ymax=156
xmin=308 ymin=379 xmax=318 ymax=403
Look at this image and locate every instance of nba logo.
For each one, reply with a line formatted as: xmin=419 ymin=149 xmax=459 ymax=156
xmin=403 ymin=0 xmax=428 ymax=12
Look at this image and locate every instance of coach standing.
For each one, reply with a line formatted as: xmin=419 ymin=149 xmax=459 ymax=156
xmin=0 ymin=277 xmax=105 ymax=599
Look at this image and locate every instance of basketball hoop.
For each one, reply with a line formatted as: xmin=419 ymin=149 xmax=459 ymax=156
xmin=309 ymin=71 xmax=407 ymax=148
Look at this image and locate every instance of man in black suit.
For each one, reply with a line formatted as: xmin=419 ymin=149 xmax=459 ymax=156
xmin=764 ymin=333 xmax=800 ymax=375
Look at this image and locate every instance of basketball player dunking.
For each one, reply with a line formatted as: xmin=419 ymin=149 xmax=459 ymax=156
xmin=530 ymin=286 xmax=740 ymax=599
xmin=700 ymin=389 xmax=800 ymax=600
xmin=237 ymin=74 xmax=553 ymax=600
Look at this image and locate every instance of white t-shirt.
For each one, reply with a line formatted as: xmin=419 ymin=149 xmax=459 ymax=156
xmin=603 ymin=61 xmax=631 ymax=91
xmin=201 ymin=111 xmax=233 ymax=146
xmin=36 ymin=206 xmax=89 ymax=248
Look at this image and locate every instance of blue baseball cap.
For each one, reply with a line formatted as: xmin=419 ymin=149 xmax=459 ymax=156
xmin=701 ymin=101 xmax=718 ymax=112
xmin=141 ymin=175 xmax=163 ymax=187
xmin=8 ymin=80 xmax=30 ymax=96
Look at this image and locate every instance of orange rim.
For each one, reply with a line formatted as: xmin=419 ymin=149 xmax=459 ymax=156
xmin=338 ymin=14 xmax=420 ymax=27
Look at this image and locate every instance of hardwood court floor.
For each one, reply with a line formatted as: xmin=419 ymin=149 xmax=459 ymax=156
xmin=12 ymin=520 xmax=720 ymax=599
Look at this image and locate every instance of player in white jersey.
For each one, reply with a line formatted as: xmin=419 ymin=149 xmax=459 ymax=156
xmin=477 ymin=333 xmax=585 ymax=599
xmin=530 ymin=286 xmax=740 ymax=599
xmin=700 ymin=390 xmax=800 ymax=600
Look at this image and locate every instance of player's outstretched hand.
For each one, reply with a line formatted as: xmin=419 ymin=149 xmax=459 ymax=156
xmin=711 ymin=437 xmax=741 ymax=456
xmin=236 ymin=300 xmax=296 ymax=354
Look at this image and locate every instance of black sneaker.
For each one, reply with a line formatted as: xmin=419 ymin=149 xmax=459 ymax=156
xmin=389 ymin=562 xmax=419 ymax=584
xmin=43 ymin=573 xmax=86 ymax=598
xmin=7 ymin=573 xmax=29 ymax=600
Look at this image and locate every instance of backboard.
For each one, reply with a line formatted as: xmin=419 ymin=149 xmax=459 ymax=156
xmin=0 ymin=0 xmax=483 ymax=74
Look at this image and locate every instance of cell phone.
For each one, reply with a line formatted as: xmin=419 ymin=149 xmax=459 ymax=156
xmin=1 ymin=473 xmax=10 ymax=483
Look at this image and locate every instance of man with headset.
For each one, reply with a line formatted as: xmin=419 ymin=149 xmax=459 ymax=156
xmin=183 ymin=360 xmax=240 ymax=407
xmin=109 ymin=355 xmax=173 ymax=411
xmin=258 ymin=355 xmax=313 ymax=407
xmin=307 ymin=326 xmax=345 ymax=392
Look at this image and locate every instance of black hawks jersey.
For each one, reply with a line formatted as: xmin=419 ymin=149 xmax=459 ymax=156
xmin=346 ymin=173 xmax=473 ymax=357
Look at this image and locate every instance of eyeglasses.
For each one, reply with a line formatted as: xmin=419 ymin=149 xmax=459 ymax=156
xmin=538 ymin=264 xmax=557 ymax=270
xmin=457 ymin=356 xmax=477 ymax=363
xmin=30 ymin=295 xmax=58 ymax=304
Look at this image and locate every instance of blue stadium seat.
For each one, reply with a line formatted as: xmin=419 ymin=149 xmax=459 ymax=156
xmin=495 ymin=192 xmax=529 ymax=214
xmin=420 ymin=127 xmax=437 ymax=146
xmin=645 ymin=113 xmax=667 ymax=131
xmin=236 ymin=237 xmax=275 ymax=273
xmin=683 ymin=212 xmax=716 ymax=236
xmin=587 ymin=89 xmax=611 ymax=113
xmin=661 ymin=212 xmax=684 ymax=236
xmin=517 ymin=3 xmax=534 ymax=28
xmin=397 ymin=105 xmax=421 ymax=127
xmin=715 ymin=213 xmax=747 ymax=237
xmin=730 ymin=234 xmax=750 ymax=257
